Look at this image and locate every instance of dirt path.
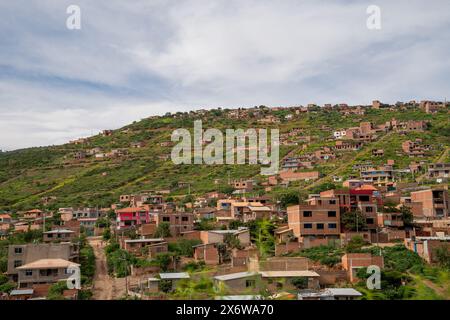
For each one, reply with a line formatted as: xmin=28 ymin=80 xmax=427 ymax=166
xmin=88 ymin=237 xmax=126 ymax=300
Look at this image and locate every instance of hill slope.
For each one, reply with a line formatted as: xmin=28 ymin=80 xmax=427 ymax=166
xmin=0 ymin=105 xmax=449 ymax=211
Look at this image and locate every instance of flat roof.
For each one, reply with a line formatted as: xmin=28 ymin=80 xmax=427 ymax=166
xmin=159 ymin=272 xmax=190 ymax=280
xmin=248 ymin=206 xmax=271 ymax=211
xmin=17 ymin=258 xmax=80 ymax=270
xmin=209 ymin=229 xmax=247 ymax=234
xmin=44 ymin=229 xmax=74 ymax=234
xmin=214 ymin=272 xmax=258 ymax=281
xmin=10 ymin=289 xmax=34 ymax=295
xmin=260 ymin=271 xmax=319 ymax=278
xmin=325 ymin=288 xmax=363 ymax=296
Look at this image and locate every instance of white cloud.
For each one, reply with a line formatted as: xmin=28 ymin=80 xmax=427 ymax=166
xmin=0 ymin=0 xmax=449 ymax=150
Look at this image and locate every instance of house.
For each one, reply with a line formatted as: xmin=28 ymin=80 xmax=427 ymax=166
xmin=200 ymin=228 xmax=251 ymax=247
xmin=213 ymin=272 xmax=260 ymax=294
xmin=333 ymin=140 xmax=363 ymax=151
xmin=409 ymin=188 xmax=449 ymax=218
xmin=233 ymin=179 xmax=254 ymax=192
xmin=428 ymin=163 xmax=450 ymax=179
xmin=341 ymin=253 xmax=384 ymax=282
xmin=23 ymin=209 xmax=44 ymax=220
xmin=194 ymin=207 xmax=216 ymax=220
xmin=16 ymin=259 xmax=80 ymax=288
xmin=404 ymin=236 xmax=450 ymax=263
xmin=193 ymin=243 xmax=219 ymax=265
xmin=122 ymin=238 xmax=167 ymax=257
xmin=43 ymin=229 xmax=76 ymax=243
xmin=298 ymin=288 xmax=363 ymax=300
xmin=155 ymin=212 xmax=194 ymax=236
xmin=78 ymin=218 xmax=98 ymax=236
xmin=402 ymin=139 xmax=430 ymax=156
xmin=149 ymin=272 xmax=190 ymax=293
xmin=371 ymin=149 xmax=384 ymax=157
xmin=287 ymin=197 xmax=340 ymax=248
xmin=360 ymin=165 xmax=394 ymax=186
xmin=279 ymin=171 xmax=319 ymax=183
xmin=116 ymin=206 xmax=151 ymax=230
xmin=0 ymin=213 xmax=11 ymax=223
xmin=7 ymin=243 xmax=79 ymax=283
xmin=420 ymin=101 xmax=442 ymax=114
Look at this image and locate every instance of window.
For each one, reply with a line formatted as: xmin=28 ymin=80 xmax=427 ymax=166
xmin=304 ymin=223 xmax=313 ymax=229
xmin=327 ymin=211 xmax=336 ymax=217
xmin=245 ymin=280 xmax=255 ymax=288
xmin=366 ymin=218 xmax=374 ymax=224
xmin=328 ymin=223 xmax=337 ymax=229
xmin=162 ymin=217 xmax=170 ymax=222
xmin=65 ymin=268 xmax=75 ymax=275
xmin=316 ymin=223 xmax=324 ymax=230
xmin=303 ymin=211 xmax=312 ymax=217
xmin=365 ymin=207 xmax=373 ymax=213
xmin=25 ymin=270 xmax=33 ymax=276
xmin=182 ymin=216 xmax=189 ymax=222
xmin=14 ymin=260 xmax=22 ymax=268
xmin=359 ymin=195 xmax=370 ymax=202
xmin=14 ymin=247 xmax=23 ymax=254
xmin=329 ymin=200 xmax=336 ymax=205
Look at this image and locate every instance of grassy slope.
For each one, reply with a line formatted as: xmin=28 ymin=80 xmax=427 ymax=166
xmin=0 ymin=107 xmax=448 ymax=210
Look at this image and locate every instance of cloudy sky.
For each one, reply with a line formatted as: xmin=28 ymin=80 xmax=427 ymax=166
xmin=0 ymin=0 xmax=449 ymax=150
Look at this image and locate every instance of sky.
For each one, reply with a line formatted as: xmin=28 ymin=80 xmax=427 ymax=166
xmin=0 ymin=0 xmax=449 ymax=151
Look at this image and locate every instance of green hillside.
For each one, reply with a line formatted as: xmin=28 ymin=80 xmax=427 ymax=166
xmin=0 ymin=106 xmax=449 ymax=211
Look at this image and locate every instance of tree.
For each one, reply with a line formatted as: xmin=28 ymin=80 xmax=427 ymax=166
xmin=342 ymin=210 xmax=367 ymax=231
xmin=102 ymin=228 xmax=111 ymax=241
xmin=216 ymin=243 xmax=229 ymax=264
xmin=154 ymin=222 xmax=171 ymax=238
xmin=291 ymin=277 xmax=308 ymax=289
xmin=219 ymin=185 xmax=235 ymax=195
xmin=153 ymin=252 xmax=178 ymax=272
xmin=399 ymin=206 xmax=414 ymax=227
xmin=252 ymin=219 xmax=276 ymax=258
xmin=279 ymin=192 xmax=299 ymax=208
xmin=47 ymin=281 xmax=68 ymax=300
xmin=224 ymin=233 xmax=242 ymax=250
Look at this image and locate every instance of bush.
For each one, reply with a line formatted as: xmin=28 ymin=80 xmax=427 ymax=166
xmin=168 ymin=239 xmax=202 ymax=257
xmin=47 ymin=281 xmax=68 ymax=300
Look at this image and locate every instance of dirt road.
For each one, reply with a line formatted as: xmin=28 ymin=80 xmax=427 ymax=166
xmin=88 ymin=237 xmax=126 ymax=300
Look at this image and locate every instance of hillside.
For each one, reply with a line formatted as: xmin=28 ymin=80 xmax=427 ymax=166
xmin=0 ymin=104 xmax=449 ymax=211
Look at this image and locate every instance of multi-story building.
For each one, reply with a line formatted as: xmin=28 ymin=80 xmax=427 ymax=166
xmin=428 ymin=163 xmax=450 ymax=179
xmin=116 ymin=206 xmax=151 ymax=230
xmin=360 ymin=165 xmax=394 ymax=185
xmin=7 ymin=243 xmax=79 ymax=283
xmin=410 ymin=188 xmax=450 ymax=218
xmin=154 ymin=212 xmax=194 ymax=236
xmin=287 ymin=197 xmax=340 ymax=247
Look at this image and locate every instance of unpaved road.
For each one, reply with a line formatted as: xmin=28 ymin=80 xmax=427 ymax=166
xmin=88 ymin=237 xmax=126 ymax=300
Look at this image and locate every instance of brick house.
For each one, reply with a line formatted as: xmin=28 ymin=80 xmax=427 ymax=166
xmin=287 ymin=197 xmax=340 ymax=248
xmin=193 ymin=243 xmax=219 ymax=265
xmin=341 ymin=253 xmax=384 ymax=282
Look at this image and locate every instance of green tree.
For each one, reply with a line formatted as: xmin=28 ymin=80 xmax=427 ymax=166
xmin=400 ymin=206 xmax=414 ymax=227
xmin=154 ymin=222 xmax=171 ymax=238
xmin=342 ymin=210 xmax=367 ymax=231
xmin=47 ymin=281 xmax=68 ymax=300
